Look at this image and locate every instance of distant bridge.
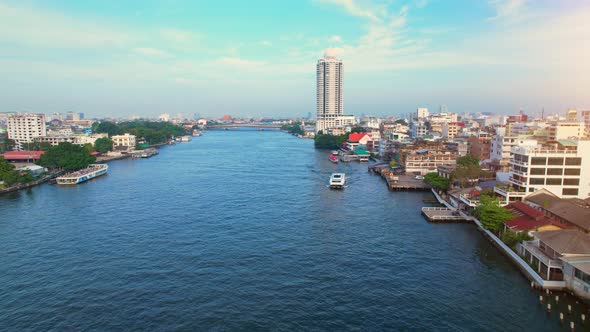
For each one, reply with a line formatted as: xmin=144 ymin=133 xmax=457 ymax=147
xmin=206 ymin=123 xmax=283 ymax=130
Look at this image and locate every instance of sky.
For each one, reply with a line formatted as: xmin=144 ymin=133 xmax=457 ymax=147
xmin=0 ymin=0 xmax=588 ymax=119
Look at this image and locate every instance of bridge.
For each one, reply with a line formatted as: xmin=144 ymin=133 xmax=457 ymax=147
xmin=206 ymin=123 xmax=283 ymax=130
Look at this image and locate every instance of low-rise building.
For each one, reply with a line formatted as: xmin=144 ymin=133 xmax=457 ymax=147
xmin=112 ymin=133 xmax=136 ymax=149
xmin=404 ymin=148 xmax=456 ymax=175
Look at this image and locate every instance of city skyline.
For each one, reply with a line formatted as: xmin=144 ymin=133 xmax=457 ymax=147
xmin=0 ymin=0 xmax=588 ymax=118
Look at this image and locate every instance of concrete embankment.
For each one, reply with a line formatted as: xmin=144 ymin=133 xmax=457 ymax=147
xmin=430 ymin=189 xmax=565 ymax=290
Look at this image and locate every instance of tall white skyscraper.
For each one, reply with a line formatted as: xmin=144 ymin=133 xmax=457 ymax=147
xmin=316 ymin=49 xmax=354 ymax=133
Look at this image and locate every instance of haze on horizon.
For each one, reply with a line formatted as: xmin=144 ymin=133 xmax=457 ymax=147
xmin=0 ymin=0 xmax=588 ymax=119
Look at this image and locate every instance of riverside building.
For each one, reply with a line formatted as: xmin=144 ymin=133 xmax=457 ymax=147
xmin=7 ymin=113 xmax=47 ymax=150
xmin=494 ymin=140 xmax=590 ymax=204
xmin=315 ymin=50 xmax=355 ymax=133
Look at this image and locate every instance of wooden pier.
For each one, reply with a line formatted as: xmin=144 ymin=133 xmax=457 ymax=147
xmin=421 ymin=207 xmax=469 ymax=222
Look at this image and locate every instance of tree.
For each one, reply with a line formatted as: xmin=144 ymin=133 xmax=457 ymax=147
xmin=314 ymin=133 xmax=347 ymax=149
xmin=474 ymin=195 xmax=514 ymax=232
xmin=281 ymin=122 xmax=304 ymax=135
xmin=94 ymin=121 xmax=121 ymax=136
xmin=94 ymin=137 xmax=113 ymax=153
xmin=394 ymin=119 xmax=408 ymax=126
xmin=424 ymin=172 xmax=451 ymax=190
xmin=350 ymin=126 xmax=364 ymax=133
xmin=37 ymin=142 xmax=95 ymax=171
xmin=0 ymin=157 xmax=32 ymax=186
xmin=389 ymin=161 xmax=397 ymax=168
xmin=452 ymin=155 xmax=481 ymax=187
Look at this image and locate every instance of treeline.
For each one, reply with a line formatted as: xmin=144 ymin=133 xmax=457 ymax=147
xmin=37 ymin=142 xmax=95 ymax=171
xmin=314 ymin=132 xmax=347 ymax=149
xmin=281 ymin=122 xmax=304 ymax=135
xmin=93 ymin=121 xmax=186 ymax=144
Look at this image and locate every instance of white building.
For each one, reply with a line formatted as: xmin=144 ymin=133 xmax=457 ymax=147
xmin=494 ymin=140 xmax=590 ymax=204
xmin=315 ymin=49 xmax=355 ymax=133
xmin=159 ymin=113 xmax=170 ymax=122
xmin=416 ymin=108 xmax=429 ymax=120
xmin=112 ymin=133 xmax=136 ymax=149
xmin=490 ymin=127 xmax=538 ymax=171
xmin=548 ymin=121 xmax=586 ymax=141
xmin=7 ymin=113 xmax=47 ymax=150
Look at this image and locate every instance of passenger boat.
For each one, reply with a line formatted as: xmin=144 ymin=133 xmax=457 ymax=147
xmin=331 ymin=150 xmax=339 ymax=155
xmin=329 ymin=154 xmax=339 ymax=163
xmin=329 ymin=173 xmax=346 ymax=189
xmin=56 ymin=164 xmax=108 ymax=185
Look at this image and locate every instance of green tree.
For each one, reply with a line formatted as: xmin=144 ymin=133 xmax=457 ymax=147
xmin=423 ymin=172 xmax=451 ymax=190
xmin=94 ymin=137 xmax=114 ymax=153
xmin=0 ymin=157 xmax=21 ymax=186
xmin=314 ymin=133 xmax=347 ymax=149
xmin=94 ymin=121 xmax=121 ymax=136
xmin=394 ymin=119 xmax=408 ymax=126
xmin=281 ymin=122 xmax=304 ymax=135
xmin=452 ymin=155 xmax=481 ymax=187
xmin=350 ymin=126 xmax=364 ymax=133
xmin=389 ymin=160 xmax=397 ymax=167
xmin=474 ymin=195 xmax=514 ymax=232
xmin=37 ymin=142 xmax=95 ymax=171
xmin=0 ymin=138 xmax=15 ymax=153
xmin=500 ymin=229 xmax=532 ymax=249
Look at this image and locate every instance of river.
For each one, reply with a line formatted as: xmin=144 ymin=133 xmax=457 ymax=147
xmin=0 ymin=129 xmax=578 ymax=331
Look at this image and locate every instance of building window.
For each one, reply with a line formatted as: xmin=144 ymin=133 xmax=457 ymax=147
xmin=530 ymin=178 xmax=545 ymax=185
xmin=546 ymin=178 xmax=562 ymax=185
xmin=565 ymin=157 xmax=582 ymax=166
xmin=531 ymin=168 xmax=545 ymax=175
xmin=564 ymin=168 xmax=581 ymax=176
xmin=563 ymin=188 xmax=579 ymax=196
xmin=548 ymin=157 xmax=564 ymax=166
xmin=531 ymin=157 xmax=546 ymax=165
xmin=564 ymin=178 xmax=580 ymax=186
xmin=547 ymin=168 xmax=563 ymax=176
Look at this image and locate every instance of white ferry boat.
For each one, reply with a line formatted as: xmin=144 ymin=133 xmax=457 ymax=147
xmin=56 ymin=164 xmax=108 ymax=185
xmin=329 ymin=173 xmax=346 ymax=189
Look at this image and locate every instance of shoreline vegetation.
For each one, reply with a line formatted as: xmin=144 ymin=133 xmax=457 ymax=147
xmin=0 ymin=121 xmax=187 ymax=193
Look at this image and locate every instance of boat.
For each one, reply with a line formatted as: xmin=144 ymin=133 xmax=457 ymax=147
xmin=192 ymin=129 xmax=202 ymax=137
xmin=329 ymin=154 xmax=339 ymax=163
xmin=56 ymin=164 xmax=108 ymax=185
xmin=331 ymin=150 xmax=339 ymax=155
xmin=329 ymin=173 xmax=346 ymax=189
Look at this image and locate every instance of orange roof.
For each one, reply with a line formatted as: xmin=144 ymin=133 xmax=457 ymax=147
xmin=1 ymin=150 xmax=45 ymax=160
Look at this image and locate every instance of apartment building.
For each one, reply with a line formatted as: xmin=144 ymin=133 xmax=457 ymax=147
xmin=112 ymin=133 xmax=136 ymax=148
xmin=404 ymin=149 xmax=457 ymax=175
xmin=7 ymin=113 xmax=47 ymax=149
xmin=494 ymin=140 xmax=590 ymax=204
xmin=548 ymin=121 xmax=586 ymax=141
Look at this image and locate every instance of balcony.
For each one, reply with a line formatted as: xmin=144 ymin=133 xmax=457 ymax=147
xmin=509 ymin=177 xmax=527 ymax=187
xmin=494 ymin=183 xmax=527 ymax=198
xmin=510 ymin=159 xmax=529 ymax=167
xmin=459 ymin=194 xmax=480 ymax=207
xmin=521 ymin=241 xmax=563 ymax=269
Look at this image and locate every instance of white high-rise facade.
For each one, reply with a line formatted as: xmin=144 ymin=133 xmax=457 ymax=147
xmin=7 ymin=113 xmax=47 ymax=150
xmin=316 ymin=50 xmax=354 ymax=133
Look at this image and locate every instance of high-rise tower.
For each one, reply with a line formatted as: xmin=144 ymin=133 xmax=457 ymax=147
xmin=316 ymin=49 xmax=354 ymax=133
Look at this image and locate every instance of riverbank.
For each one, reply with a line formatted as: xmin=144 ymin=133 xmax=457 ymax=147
xmin=0 ymin=171 xmax=64 ymax=195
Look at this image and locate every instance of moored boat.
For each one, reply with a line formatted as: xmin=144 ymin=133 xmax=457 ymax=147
xmin=329 ymin=154 xmax=339 ymax=163
xmin=329 ymin=173 xmax=346 ymax=189
xmin=56 ymin=164 xmax=108 ymax=185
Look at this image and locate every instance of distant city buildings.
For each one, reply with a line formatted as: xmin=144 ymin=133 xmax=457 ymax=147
xmin=315 ymin=50 xmax=355 ymax=133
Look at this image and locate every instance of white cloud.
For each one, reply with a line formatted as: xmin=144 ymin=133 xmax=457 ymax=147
xmin=218 ymin=57 xmax=267 ymax=68
xmin=328 ymin=35 xmax=343 ymax=43
xmin=317 ymin=0 xmax=382 ymax=21
xmin=0 ymin=3 xmax=131 ymax=48
xmin=134 ymin=47 xmax=172 ymax=57
xmin=487 ymin=0 xmax=527 ymax=21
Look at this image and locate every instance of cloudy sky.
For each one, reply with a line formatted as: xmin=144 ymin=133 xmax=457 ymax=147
xmin=0 ymin=0 xmax=588 ymax=118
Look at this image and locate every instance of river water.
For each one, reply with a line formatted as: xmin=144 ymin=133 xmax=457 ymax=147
xmin=0 ymin=129 xmax=580 ymax=331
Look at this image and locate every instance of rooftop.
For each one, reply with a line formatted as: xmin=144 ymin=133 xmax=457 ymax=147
xmin=532 ymin=230 xmax=590 ymax=255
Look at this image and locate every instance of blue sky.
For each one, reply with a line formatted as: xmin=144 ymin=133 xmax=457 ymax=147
xmin=0 ymin=0 xmax=588 ymax=118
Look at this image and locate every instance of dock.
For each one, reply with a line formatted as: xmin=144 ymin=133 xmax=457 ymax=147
xmin=369 ymin=164 xmax=431 ymax=191
xmin=421 ymin=207 xmax=470 ymax=222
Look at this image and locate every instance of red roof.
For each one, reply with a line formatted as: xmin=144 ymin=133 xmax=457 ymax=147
xmin=505 ymin=216 xmax=556 ymax=231
xmin=504 ymin=201 xmax=565 ymax=231
xmin=506 ymin=201 xmax=544 ymax=219
xmin=1 ymin=150 xmax=45 ymax=160
xmin=348 ymin=133 xmax=366 ymax=143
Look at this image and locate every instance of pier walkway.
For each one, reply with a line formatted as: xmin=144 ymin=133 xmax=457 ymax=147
xmin=421 ymin=207 xmax=469 ymax=222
